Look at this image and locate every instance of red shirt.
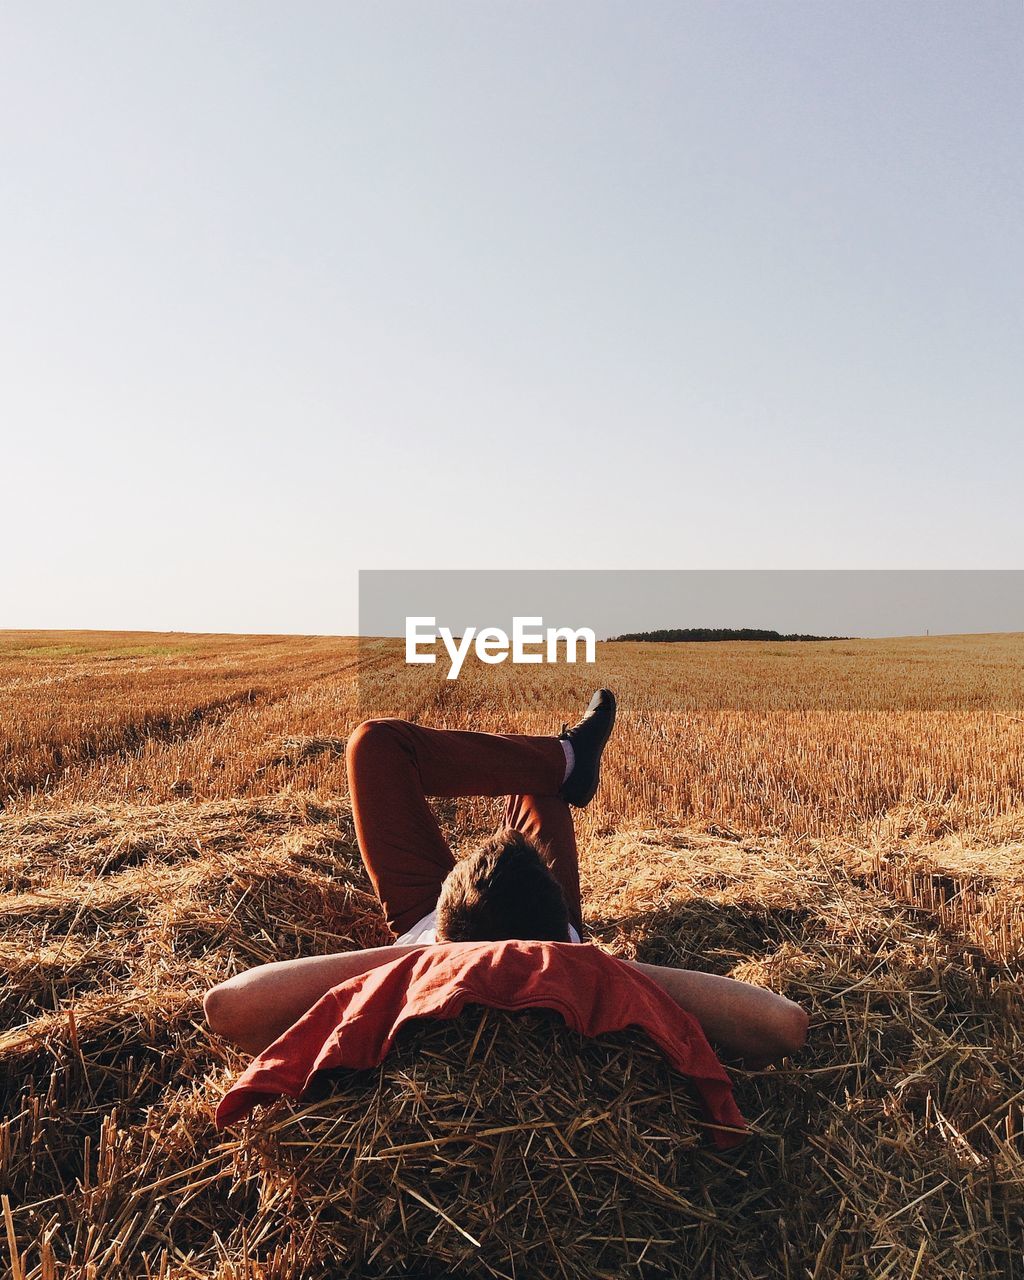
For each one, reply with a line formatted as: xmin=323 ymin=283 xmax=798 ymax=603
xmin=216 ymin=940 xmax=747 ymax=1150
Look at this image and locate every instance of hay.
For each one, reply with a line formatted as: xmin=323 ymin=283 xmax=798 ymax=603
xmin=238 ymin=1006 xmax=720 ymax=1280
xmin=269 ymin=737 xmax=348 ymax=767
xmin=1 ymin=793 xmax=1022 ymax=1278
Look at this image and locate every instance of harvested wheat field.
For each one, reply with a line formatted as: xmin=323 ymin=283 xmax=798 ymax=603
xmin=1 ymin=629 xmax=1023 ymax=1279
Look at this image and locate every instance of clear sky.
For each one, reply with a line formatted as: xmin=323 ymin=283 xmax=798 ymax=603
xmin=2 ymin=2 xmax=1021 ymax=635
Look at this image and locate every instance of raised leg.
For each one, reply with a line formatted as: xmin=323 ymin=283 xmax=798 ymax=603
xmin=346 ymin=719 xmax=566 ymax=936
xmin=503 ymin=793 xmax=584 ymax=938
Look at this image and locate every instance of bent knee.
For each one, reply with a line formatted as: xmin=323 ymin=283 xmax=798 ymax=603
xmin=345 ymin=718 xmax=404 ymax=768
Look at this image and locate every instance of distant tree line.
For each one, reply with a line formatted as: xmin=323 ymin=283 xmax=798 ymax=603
xmin=608 ymin=627 xmax=848 ymax=643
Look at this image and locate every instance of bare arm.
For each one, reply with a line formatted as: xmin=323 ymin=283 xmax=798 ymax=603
xmin=626 ymin=959 xmax=808 ymax=1066
xmin=206 ymin=946 xmax=807 ymax=1066
xmin=204 ymin=945 xmax=427 ymax=1056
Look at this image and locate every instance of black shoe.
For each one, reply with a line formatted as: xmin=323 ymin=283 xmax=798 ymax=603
xmin=558 ymin=689 xmax=616 ymax=807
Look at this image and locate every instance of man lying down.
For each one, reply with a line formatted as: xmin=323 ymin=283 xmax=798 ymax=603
xmin=204 ymin=690 xmax=807 ymax=1069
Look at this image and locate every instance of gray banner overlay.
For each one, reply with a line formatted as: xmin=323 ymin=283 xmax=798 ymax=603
xmin=360 ymin=570 xmax=1024 ymax=641
xmin=356 ymin=570 xmax=1024 ymax=714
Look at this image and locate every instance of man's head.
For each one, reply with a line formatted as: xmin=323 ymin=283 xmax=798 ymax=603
xmin=435 ymin=828 xmax=572 ymax=943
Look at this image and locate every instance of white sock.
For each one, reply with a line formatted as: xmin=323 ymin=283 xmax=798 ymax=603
xmin=560 ymin=738 xmax=575 ymax=784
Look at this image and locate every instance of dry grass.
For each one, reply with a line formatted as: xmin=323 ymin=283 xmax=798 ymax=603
xmin=1 ymin=629 xmax=1022 ymax=1278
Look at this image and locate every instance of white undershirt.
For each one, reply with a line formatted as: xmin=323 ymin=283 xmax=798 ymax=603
xmin=394 ymin=906 xmax=581 ymax=946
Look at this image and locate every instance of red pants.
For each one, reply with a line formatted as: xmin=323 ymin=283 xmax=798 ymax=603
xmin=345 ymin=719 xmax=584 ymax=939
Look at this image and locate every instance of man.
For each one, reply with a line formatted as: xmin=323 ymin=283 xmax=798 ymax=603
xmin=205 ymin=691 xmax=807 ymax=1064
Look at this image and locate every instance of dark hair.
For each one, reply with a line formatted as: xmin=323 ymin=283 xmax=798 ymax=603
xmin=435 ymin=828 xmax=571 ymax=943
